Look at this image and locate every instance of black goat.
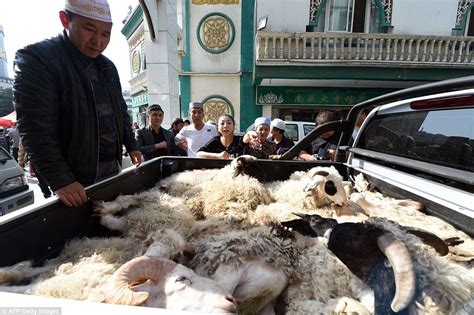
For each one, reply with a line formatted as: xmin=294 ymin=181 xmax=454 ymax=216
xmin=282 ymin=214 xmax=415 ymax=314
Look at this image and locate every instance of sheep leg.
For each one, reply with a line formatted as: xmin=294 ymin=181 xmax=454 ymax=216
xmin=214 ymin=261 xmax=288 ymax=314
xmin=99 ymin=215 xmax=126 ymax=232
xmin=93 ymin=195 xmax=142 ymax=216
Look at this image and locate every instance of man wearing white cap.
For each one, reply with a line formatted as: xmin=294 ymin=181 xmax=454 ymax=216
xmin=14 ymin=0 xmax=141 ymax=207
xmin=269 ymin=118 xmax=295 ymax=155
xmin=174 ymin=102 xmax=218 ymax=157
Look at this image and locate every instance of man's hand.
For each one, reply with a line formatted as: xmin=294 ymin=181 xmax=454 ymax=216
xmin=129 ymin=150 xmax=142 ymax=167
xmin=155 ymin=141 xmax=167 ymax=149
xmin=55 ymin=181 xmax=87 ymax=207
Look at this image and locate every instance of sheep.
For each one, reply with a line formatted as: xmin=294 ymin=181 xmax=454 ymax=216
xmin=0 ymin=236 xmax=238 ymax=313
xmin=2 ymin=163 xmax=473 ymax=315
xmin=158 ymin=164 xmax=272 ymax=221
xmin=104 ymin=255 xmax=237 ymax=313
xmin=350 ymin=174 xmax=474 ymax=263
xmin=280 ymin=215 xmax=474 ymax=314
xmin=140 ymin=225 xmax=370 ymax=315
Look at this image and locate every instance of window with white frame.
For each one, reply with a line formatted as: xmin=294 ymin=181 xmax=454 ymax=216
xmin=310 ymin=0 xmax=386 ymax=33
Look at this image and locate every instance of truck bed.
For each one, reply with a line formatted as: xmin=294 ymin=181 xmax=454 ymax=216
xmin=0 ymin=157 xmax=347 ymax=267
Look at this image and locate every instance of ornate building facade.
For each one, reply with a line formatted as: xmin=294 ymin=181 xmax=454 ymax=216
xmin=125 ymin=0 xmax=474 ymax=130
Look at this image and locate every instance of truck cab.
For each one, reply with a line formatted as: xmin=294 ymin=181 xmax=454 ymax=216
xmin=347 ymin=89 xmax=473 ymax=234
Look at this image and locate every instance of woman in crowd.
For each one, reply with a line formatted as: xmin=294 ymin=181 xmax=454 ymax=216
xmin=197 ymin=114 xmax=243 ymax=159
xmin=242 ymin=117 xmax=276 ymax=159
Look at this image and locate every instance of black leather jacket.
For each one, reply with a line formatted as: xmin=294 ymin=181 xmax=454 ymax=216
xmin=136 ymin=126 xmax=179 ymax=160
xmin=13 ymin=31 xmax=137 ymax=191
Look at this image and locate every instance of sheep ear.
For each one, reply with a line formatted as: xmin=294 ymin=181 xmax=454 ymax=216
xmin=304 ymin=178 xmax=322 ymax=192
xmin=405 ymin=227 xmax=449 ymax=256
xmin=313 ymin=170 xmax=330 ymax=177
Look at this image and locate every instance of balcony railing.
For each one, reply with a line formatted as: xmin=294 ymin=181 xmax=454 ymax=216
xmin=256 ymin=31 xmax=474 ymax=67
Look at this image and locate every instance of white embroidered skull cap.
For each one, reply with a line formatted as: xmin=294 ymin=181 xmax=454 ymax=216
xmin=65 ymin=0 xmax=112 ymax=23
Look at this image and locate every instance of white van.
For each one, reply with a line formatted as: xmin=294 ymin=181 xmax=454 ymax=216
xmin=0 ymin=147 xmax=34 ymax=216
xmin=244 ymin=121 xmax=316 ymax=143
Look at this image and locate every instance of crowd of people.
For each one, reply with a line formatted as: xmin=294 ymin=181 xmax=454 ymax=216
xmin=134 ymin=101 xmax=355 ymax=164
xmin=11 ymin=0 xmax=363 ymax=207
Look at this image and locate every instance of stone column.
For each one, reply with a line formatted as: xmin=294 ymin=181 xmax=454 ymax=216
xmin=143 ymin=0 xmax=180 ymax=127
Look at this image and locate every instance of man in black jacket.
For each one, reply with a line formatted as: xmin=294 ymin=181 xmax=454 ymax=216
xmin=13 ymin=0 xmax=141 ymax=207
xmin=136 ymin=104 xmax=179 ymax=160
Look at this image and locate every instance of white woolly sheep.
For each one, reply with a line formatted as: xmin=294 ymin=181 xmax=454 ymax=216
xmin=1 ymin=164 xmax=473 ymax=315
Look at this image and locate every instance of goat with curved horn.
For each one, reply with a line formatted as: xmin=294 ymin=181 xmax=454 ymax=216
xmin=281 ymin=215 xmax=417 ymax=314
xmin=105 ymin=256 xmax=237 ymax=313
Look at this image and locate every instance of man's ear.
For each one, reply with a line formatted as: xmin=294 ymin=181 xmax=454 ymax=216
xmin=59 ymin=10 xmax=69 ymax=29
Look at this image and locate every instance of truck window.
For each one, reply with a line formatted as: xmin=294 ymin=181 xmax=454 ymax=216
xmin=303 ymin=124 xmax=316 ymax=136
xmin=285 ymin=123 xmax=299 ymax=142
xmin=358 ymin=108 xmax=473 ymax=172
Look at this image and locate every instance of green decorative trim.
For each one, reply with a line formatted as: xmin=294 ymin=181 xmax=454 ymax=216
xmin=454 ymin=2 xmax=474 ymax=30
xmin=255 ymin=65 xmax=474 ymax=82
xmin=196 ymin=12 xmax=236 ymax=54
xmin=257 ymin=86 xmax=394 ymax=106
xmin=309 ymin=0 xmax=329 ymax=27
xmin=201 ymin=95 xmax=235 ymax=122
xmin=373 ymin=0 xmax=391 ymax=27
xmin=180 ymin=0 xmax=192 ymax=117
xmin=240 ymin=0 xmax=257 ymax=130
xmin=121 ymin=6 xmax=144 ymax=39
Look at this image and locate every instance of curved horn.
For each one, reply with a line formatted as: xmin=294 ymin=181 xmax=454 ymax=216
xmin=105 ymin=256 xmax=177 ymax=306
xmin=377 ymin=234 xmax=416 ymax=312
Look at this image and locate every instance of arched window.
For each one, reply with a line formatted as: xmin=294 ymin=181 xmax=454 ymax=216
xmin=308 ymin=0 xmax=392 ymax=33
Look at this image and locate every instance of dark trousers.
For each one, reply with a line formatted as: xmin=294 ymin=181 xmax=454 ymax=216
xmin=11 ymin=147 xmax=19 ymax=161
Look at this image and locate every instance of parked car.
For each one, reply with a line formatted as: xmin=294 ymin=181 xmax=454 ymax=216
xmin=241 ymin=120 xmax=316 ymax=143
xmin=0 ymin=147 xmax=34 ymax=216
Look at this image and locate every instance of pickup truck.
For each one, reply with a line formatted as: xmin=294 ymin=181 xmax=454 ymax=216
xmin=0 ymin=76 xmax=472 ymax=313
xmin=242 ymin=120 xmax=316 ymax=143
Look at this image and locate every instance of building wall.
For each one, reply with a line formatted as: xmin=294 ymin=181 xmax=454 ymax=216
xmin=256 ymin=0 xmax=460 ymax=36
xmin=185 ymin=1 xmax=244 ymax=129
xmin=189 ymin=4 xmax=242 ymax=73
xmin=391 ymin=0 xmax=458 ymax=36
xmin=256 ymin=0 xmax=310 ymax=32
xmin=191 ymin=75 xmax=241 ymax=129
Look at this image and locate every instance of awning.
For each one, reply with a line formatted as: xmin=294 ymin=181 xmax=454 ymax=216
xmin=0 ymin=117 xmax=12 ymax=127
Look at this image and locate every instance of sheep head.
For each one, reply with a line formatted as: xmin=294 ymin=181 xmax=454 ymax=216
xmin=231 ymin=155 xmax=267 ymax=181
xmin=281 ymin=215 xmax=416 ymax=313
xmin=304 ymin=170 xmax=348 ymax=208
xmin=105 ymin=256 xmax=237 ymax=313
